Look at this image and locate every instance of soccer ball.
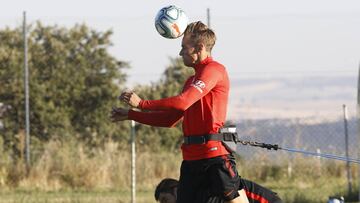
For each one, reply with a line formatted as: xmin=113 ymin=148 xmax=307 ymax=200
xmin=327 ymin=197 xmax=344 ymax=203
xmin=154 ymin=5 xmax=189 ymax=39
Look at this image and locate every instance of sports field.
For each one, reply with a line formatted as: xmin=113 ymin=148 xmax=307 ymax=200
xmin=0 ymin=177 xmax=358 ymax=203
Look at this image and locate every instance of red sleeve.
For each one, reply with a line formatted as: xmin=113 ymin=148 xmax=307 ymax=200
xmin=128 ymin=109 xmax=183 ymax=127
xmin=139 ymin=65 xmax=223 ymax=111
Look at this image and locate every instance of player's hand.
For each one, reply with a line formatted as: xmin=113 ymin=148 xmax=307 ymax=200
xmin=119 ymin=90 xmax=142 ymax=108
xmin=110 ymin=107 xmax=129 ymax=122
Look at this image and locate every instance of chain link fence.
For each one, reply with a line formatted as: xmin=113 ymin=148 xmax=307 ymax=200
xmin=234 ymin=104 xmax=359 ymax=202
xmin=237 ymin=116 xmax=358 ymax=159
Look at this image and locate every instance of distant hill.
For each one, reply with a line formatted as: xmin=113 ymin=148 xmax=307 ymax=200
xmin=228 ymin=74 xmax=357 ymax=120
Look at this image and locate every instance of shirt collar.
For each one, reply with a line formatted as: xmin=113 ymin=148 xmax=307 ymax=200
xmin=195 ymin=57 xmax=213 ymax=70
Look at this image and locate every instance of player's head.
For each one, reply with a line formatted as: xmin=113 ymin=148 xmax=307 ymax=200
xmin=179 ymin=21 xmax=216 ymax=67
xmin=184 ymin=21 xmax=216 ymax=52
xmin=154 ymin=178 xmax=178 ymax=203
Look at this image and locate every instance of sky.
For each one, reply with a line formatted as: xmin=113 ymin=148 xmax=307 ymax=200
xmin=1 ymin=0 xmax=360 ymax=119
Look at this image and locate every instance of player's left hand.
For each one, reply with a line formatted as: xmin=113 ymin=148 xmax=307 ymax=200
xmin=110 ymin=107 xmax=129 ymax=122
xmin=119 ymin=90 xmax=141 ymax=108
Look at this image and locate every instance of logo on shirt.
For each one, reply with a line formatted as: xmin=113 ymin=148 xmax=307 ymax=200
xmin=191 ymin=79 xmax=206 ymax=93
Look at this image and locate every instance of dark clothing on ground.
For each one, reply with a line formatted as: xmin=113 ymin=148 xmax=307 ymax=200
xmin=205 ymin=178 xmax=283 ymax=203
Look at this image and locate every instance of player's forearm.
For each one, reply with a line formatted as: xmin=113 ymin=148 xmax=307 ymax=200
xmin=138 ymin=90 xmax=202 ymax=111
xmin=128 ymin=109 xmax=183 ymax=127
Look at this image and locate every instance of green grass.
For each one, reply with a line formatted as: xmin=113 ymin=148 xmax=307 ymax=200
xmin=259 ymin=177 xmax=359 ymax=203
xmin=0 ymin=190 xmax=154 ymax=203
xmin=0 ymin=178 xmax=358 ymax=203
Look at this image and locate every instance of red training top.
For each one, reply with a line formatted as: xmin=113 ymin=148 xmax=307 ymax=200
xmin=128 ymin=57 xmax=230 ymax=160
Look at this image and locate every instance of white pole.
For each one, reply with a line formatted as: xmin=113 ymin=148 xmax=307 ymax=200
xmin=23 ymin=11 xmax=30 ymax=174
xmin=207 ymin=8 xmax=211 ymax=28
xmin=131 ymin=120 xmax=136 ymax=203
xmin=343 ymin=104 xmax=352 ymax=196
xmin=357 ymin=63 xmax=360 ymax=201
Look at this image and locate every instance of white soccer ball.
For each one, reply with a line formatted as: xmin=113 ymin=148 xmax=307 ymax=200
xmin=328 ymin=197 xmax=344 ymax=203
xmin=154 ymin=5 xmax=189 ymax=39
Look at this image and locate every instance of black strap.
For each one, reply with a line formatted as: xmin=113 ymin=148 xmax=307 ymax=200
xmin=183 ymin=133 xmax=238 ymax=145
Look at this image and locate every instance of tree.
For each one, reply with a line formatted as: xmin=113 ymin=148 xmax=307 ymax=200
xmin=0 ymin=22 xmax=129 ymax=154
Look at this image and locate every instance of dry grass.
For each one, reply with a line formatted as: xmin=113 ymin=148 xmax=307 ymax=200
xmin=0 ymin=138 xmax=358 ymax=202
xmin=0 ymin=138 xmax=182 ymax=191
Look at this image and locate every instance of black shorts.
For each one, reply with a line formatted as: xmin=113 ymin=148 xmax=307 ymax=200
xmin=176 ymin=154 xmax=243 ymax=203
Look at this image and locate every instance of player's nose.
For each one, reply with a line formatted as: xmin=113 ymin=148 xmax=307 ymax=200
xmin=179 ymin=47 xmax=185 ymax=56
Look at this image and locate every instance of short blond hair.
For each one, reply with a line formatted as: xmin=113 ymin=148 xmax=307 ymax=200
xmin=183 ymin=21 xmax=216 ymax=52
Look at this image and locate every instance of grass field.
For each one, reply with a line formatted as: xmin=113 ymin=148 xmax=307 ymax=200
xmin=0 ymin=177 xmax=358 ymax=203
xmin=0 ymin=140 xmax=358 ymax=203
xmin=0 ymin=190 xmax=152 ymax=203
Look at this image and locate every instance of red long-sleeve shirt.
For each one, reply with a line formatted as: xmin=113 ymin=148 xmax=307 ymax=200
xmin=128 ymin=57 xmax=230 ymax=160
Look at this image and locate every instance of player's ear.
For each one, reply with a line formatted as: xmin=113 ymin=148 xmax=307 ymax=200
xmin=196 ymin=43 xmax=206 ymax=52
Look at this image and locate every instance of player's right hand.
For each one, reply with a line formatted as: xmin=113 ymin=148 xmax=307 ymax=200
xmin=119 ymin=90 xmax=142 ymax=108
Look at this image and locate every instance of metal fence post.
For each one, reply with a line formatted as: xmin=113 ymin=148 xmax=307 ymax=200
xmin=343 ymin=104 xmax=352 ymax=196
xmin=207 ymin=8 xmax=211 ymax=28
xmin=131 ymin=120 xmax=136 ymax=203
xmin=23 ymin=11 xmax=30 ymax=174
xmin=357 ymin=63 xmax=360 ymax=201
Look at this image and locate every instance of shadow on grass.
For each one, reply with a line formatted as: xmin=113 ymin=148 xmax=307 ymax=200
xmin=343 ymin=188 xmax=359 ymax=202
